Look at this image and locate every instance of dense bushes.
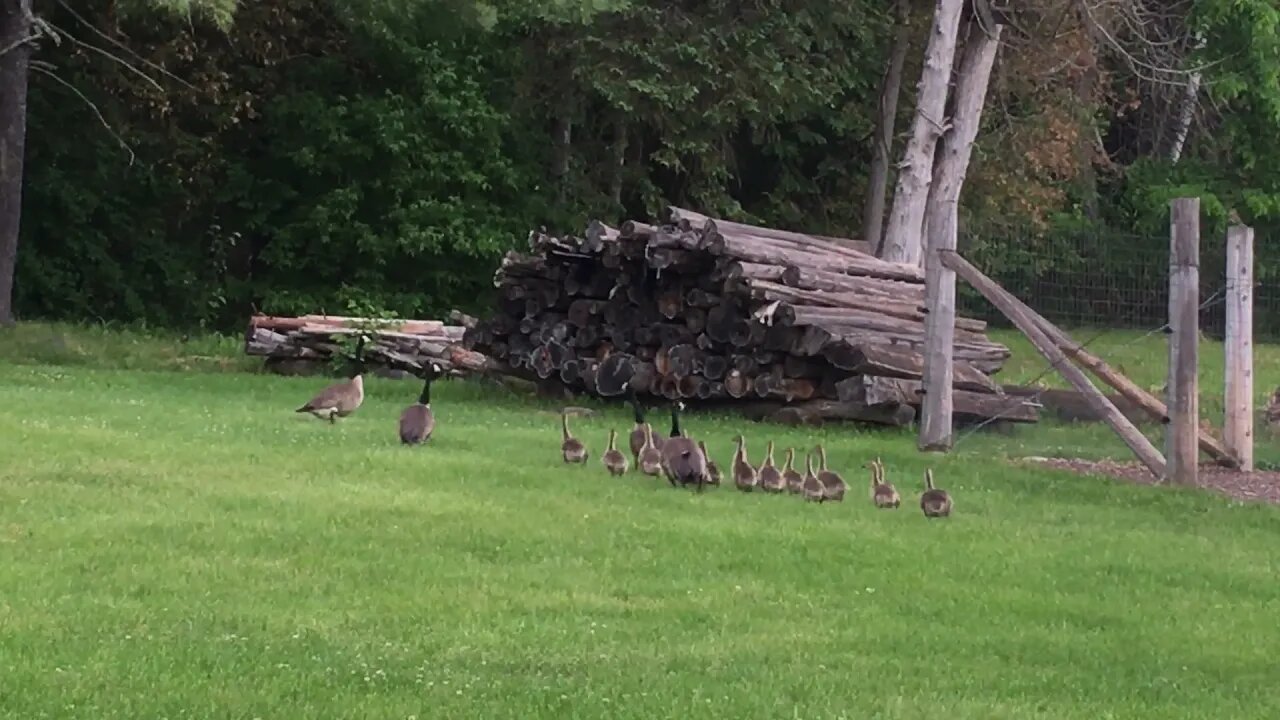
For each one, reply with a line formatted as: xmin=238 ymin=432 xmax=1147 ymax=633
xmin=12 ymin=0 xmax=1280 ymax=331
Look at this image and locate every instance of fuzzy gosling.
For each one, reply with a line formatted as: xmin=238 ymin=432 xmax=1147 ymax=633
xmin=602 ymin=429 xmax=629 ymax=476
xmin=560 ymin=409 xmax=589 ymax=464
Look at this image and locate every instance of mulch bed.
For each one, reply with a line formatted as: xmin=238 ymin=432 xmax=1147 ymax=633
xmin=1023 ymin=457 xmax=1280 ymax=505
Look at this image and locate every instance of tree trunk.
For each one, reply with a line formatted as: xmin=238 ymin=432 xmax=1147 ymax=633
xmin=879 ymin=0 xmax=965 ymax=266
xmin=919 ymin=20 xmax=1003 ymax=451
xmin=1167 ymin=35 xmax=1206 ymax=164
xmin=0 ymin=0 xmax=33 ymax=326
xmin=865 ymin=0 xmax=912 ymax=255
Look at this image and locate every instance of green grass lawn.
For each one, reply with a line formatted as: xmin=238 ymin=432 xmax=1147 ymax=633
xmin=1 ymin=322 xmax=1279 ymax=719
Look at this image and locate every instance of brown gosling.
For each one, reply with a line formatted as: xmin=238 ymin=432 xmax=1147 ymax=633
xmin=659 ymin=402 xmax=708 ymax=491
xmin=801 ymin=451 xmax=825 ymax=503
xmin=867 ymin=457 xmax=901 ymax=509
xmin=560 ymin=409 xmax=589 ymax=464
xmin=758 ymin=441 xmax=786 ymax=493
xmin=732 ymin=434 xmax=758 ymax=492
xmin=602 ymin=429 xmax=629 ymax=476
xmin=398 ymin=362 xmax=442 ymax=445
xmin=782 ymin=448 xmax=804 ymax=494
xmin=815 ymin=444 xmax=847 ymax=502
xmin=638 ymin=423 xmax=664 ymax=476
xmin=296 ymin=335 xmax=368 ymax=423
xmin=920 ymin=468 xmax=953 ymax=518
xmin=699 ymin=441 xmax=722 ymax=486
xmin=627 ymin=386 xmax=663 ymax=468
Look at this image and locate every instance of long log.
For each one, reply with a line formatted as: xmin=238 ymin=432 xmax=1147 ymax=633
xmin=821 ymin=340 xmax=999 ymax=393
xmin=1029 ymin=311 xmax=1238 ymax=468
xmin=836 ymin=375 xmax=1038 ymax=423
xmin=667 ymin=206 xmax=875 ymax=257
xmin=940 ymin=249 xmax=1166 ymax=478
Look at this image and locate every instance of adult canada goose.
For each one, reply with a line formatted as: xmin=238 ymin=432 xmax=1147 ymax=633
xmin=731 ymin=434 xmax=758 ymax=492
xmin=699 ymin=441 xmax=722 ymax=486
xmin=660 ymin=402 xmax=709 ymax=491
xmin=815 ymin=444 xmax=847 ymax=502
xmin=561 ymin=409 xmax=589 ymax=464
xmin=398 ymin=362 xmax=442 ymax=445
xmin=602 ymin=429 xmax=629 ymax=476
xmin=758 ymin=441 xmax=785 ymax=493
xmin=920 ymin=468 xmax=952 ymax=518
xmin=296 ymin=334 xmax=369 ymax=423
xmin=782 ymin=448 xmax=804 ymax=494
xmin=867 ymin=457 xmax=901 ymax=509
xmin=801 ymin=451 xmax=825 ymax=503
xmin=638 ymin=423 xmax=663 ymax=476
xmin=627 ymin=386 xmax=663 ymax=467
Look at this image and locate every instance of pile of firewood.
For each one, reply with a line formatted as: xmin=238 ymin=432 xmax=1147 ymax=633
xmin=464 ymin=207 xmax=1037 ymax=426
xmin=245 ymin=313 xmax=493 ymax=377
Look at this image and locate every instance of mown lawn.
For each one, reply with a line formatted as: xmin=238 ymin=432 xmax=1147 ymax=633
xmin=1 ymin=322 xmax=1278 ymax=719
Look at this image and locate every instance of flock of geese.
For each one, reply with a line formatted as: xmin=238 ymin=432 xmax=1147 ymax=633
xmin=292 ymin=335 xmax=954 ymax=518
xmin=561 ymin=388 xmax=953 ymax=518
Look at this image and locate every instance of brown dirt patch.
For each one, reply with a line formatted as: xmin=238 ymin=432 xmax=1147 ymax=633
xmin=1023 ymin=457 xmax=1280 ymax=505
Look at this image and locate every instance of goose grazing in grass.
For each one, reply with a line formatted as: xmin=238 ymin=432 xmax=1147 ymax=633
xmin=560 ymin=409 xmax=589 ymax=464
xmin=627 ymin=386 xmax=662 ymax=467
xmin=815 ymin=444 xmax=847 ymax=502
xmin=699 ymin=441 xmax=722 ymax=486
xmin=783 ymin=448 xmax=804 ymax=494
xmin=758 ymin=441 xmax=786 ymax=493
xmin=867 ymin=457 xmax=900 ymax=509
xmin=731 ymin=434 xmax=758 ymax=492
xmin=638 ymin=423 xmax=663 ymax=476
xmin=660 ymin=401 xmax=708 ymax=491
xmin=398 ymin=362 xmax=442 ymax=445
xmin=602 ymin=429 xmax=629 ymax=476
xmin=801 ymin=451 xmax=825 ymax=503
xmin=296 ymin=334 xmax=369 ymax=423
xmin=920 ymin=468 xmax=952 ymax=518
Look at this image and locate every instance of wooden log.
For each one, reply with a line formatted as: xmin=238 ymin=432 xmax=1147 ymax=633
xmin=940 ymin=248 xmax=1166 ymax=478
xmin=778 ymin=266 xmax=923 ymax=309
xmin=667 ymin=206 xmax=875 ymax=256
xmin=724 ymin=370 xmax=751 ymax=398
xmin=1225 ymin=224 xmax=1255 ymax=470
xmin=705 ymin=232 xmax=924 ymax=282
xmin=822 ymin=340 xmax=998 ymax=393
xmin=769 ymin=400 xmax=916 ymax=428
xmin=838 ymin=376 xmax=1038 ymax=423
xmin=1025 ymin=313 xmax=1238 ymax=467
xmin=250 ymin=314 xmax=447 ymax=335
xmin=621 ymin=220 xmax=657 ymax=238
xmin=1166 ymin=197 xmax=1199 ymax=485
xmin=741 ymin=278 xmax=987 ymax=333
xmin=597 ymin=352 xmax=636 ymax=397
xmin=702 ymin=354 xmax=729 ymax=380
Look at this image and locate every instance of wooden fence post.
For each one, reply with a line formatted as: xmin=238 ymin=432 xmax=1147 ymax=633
xmin=1224 ymin=224 xmax=1255 ymax=471
xmin=919 ymin=216 xmax=956 ymax=451
xmin=1167 ymin=198 xmax=1200 ymax=485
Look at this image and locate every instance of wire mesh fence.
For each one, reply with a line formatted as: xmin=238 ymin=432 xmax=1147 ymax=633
xmin=957 ymin=222 xmax=1280 ymax=341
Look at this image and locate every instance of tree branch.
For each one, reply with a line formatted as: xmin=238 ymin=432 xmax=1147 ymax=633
xmin=31 ymin=61 xmax=136 ymax=166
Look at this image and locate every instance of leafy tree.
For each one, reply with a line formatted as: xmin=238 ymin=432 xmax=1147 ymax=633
xmin=0 ymin=0 xmax=238 ymax=326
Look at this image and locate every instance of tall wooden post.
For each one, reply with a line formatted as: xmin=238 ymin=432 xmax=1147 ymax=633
xmin=1166 ymin=198 xmax=1200 ymax=485
xmin=918 ymin=23 xmax=1004 ymax=451
xmin=1224 ymin=224 xmax=1255 ymax=471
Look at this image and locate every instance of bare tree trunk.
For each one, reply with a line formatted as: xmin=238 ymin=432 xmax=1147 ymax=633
xmin=0 ymin=0 xmax=34 ymax=326
xmin=880 ymin=0 xmax=964 ymax=266
xmin=1168 ymin=35 xmax=1205 ymax=164
xmin=864 ymin=0 xmax=912 ymax=255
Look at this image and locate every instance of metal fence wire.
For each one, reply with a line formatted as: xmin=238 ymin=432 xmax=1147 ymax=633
xmin=956 ymin=222 xmax=1280 ymax=341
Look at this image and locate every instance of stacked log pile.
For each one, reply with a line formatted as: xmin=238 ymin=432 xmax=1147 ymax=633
xmin=245 ymin=314 xmax=493 ymax=377
xmin=464 ymin=207 xmax=1037 ymax=426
